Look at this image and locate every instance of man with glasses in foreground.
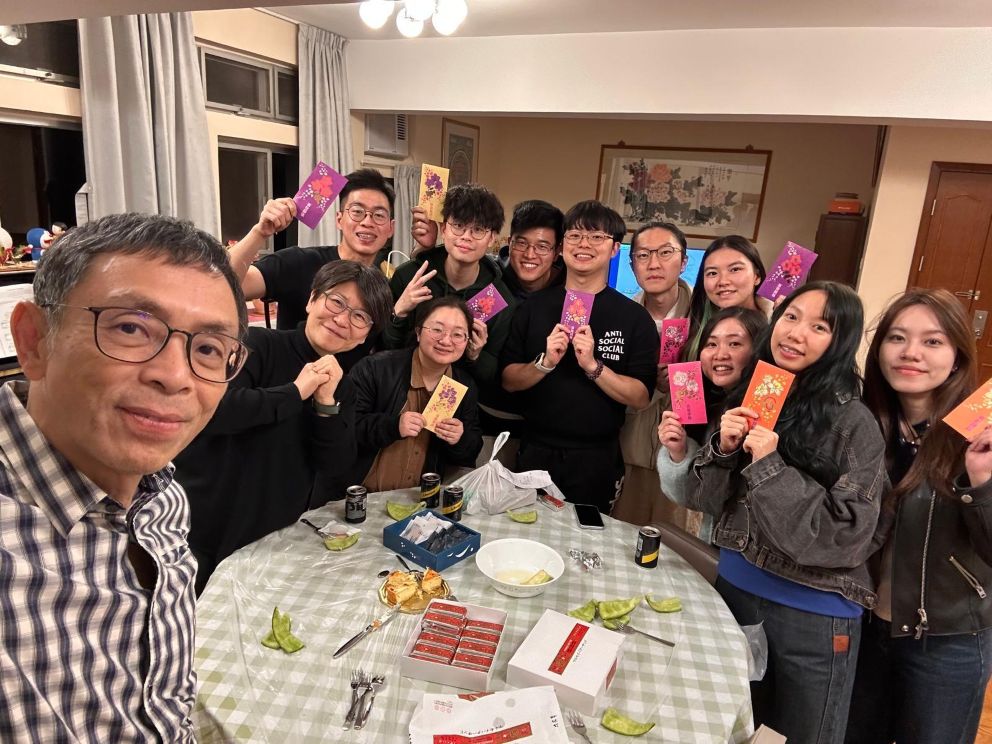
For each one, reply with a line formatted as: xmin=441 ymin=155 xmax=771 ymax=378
xmin=501 ymin=201 xmax=660 ymax=512
xmin=174 ymin=260 xmax=392 ymax=592
xmin=1 ymin=213 xmax=248 ymax=741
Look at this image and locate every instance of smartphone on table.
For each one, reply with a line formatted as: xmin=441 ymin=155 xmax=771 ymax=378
xmin=573 ymin=503 xmax=605 ymax=530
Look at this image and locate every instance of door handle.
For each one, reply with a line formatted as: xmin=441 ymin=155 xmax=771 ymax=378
xmin=957 ymin=290 xmax=982 ymax=301
xmin=974 ymin=309 xmax=988 ymax=339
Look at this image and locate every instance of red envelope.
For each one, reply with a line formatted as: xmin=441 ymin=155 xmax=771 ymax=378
xmin=668 ymin=361 xmax=707 ymax=425
xmin=659 ymin=318 xmax=690 ymax=364
xmin=943 ymin=376 xmax=992 ymax=440
xmin=741 ymin=360 xmax=795 ymax=430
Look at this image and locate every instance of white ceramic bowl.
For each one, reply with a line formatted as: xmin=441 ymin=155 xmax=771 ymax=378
xmin=475 ymin=538 xmax=565 ymax=597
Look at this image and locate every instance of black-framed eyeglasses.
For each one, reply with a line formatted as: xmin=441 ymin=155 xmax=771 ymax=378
xmin=445 ymin=220 xmax=492 ymax=241
xmin=344 ymin=204 xmax=391 ymax=226
xmin=322 ymin=292 xmax=374 ymax=330
xmin=563 ymin=230 xmax=614 ymax=247
xmin=43 ymin=304 xmax=248 ymax=383
xmin=510 ymin=237 xmax=556 ymax=257
xmin=631 ymin=246 xmax=682 ymax=264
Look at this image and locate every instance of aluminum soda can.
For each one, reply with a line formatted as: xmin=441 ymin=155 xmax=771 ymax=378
xmin=440 ymin=485 xmax=464 ymax=521
xmin=345 ymin=485 xmax=367 ymax=524
xmin=635 ymin=525 xmax=661 ymax=568
xmin=420 ymin=472 xmax=441 ymax=509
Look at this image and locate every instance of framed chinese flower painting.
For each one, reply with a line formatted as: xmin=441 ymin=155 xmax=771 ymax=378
xmin=442 ymin=118 xmax=480 ymax=187
xmin=596 ymin=145 xmax=772 ymax=240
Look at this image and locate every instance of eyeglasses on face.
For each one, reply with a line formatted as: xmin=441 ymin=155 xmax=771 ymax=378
xmin=563 ymin=230 xmax=615 ymax=247
xmin=510 ymin=237 xmax=556 ymax=257
xmin=631 ymin=246 xmax=682 ymax=264
xmin=322 ymin=292 xmax=374 ymax=330
xmin=420 ymin=324 xmax=469 ymax=344
xmin=445 ymin=220 xmax=492 ymax=241
xmin=344 ymin=204 xmax=391 ymax=226
xmin=43 ymin=304 xmax=248 ymax=383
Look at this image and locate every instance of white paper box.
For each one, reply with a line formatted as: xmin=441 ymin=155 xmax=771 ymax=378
xmin=506 ymin=608 xmax=625 ymax=716
xmin=400 ymin=600 xmax=508 ymax=692
xmin=747 ymin=725 xmax=787 ymax=744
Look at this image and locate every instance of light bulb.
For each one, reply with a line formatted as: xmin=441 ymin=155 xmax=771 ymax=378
xmin=431 ymin=0 xmax=467 ymax=35
xmin=359 ymin=0 xmax=394 ymax=30
xmin=396 ymin=8 xmax=424 ymax=37
xmin=404 ymin=0 xmax=435 ymax=22
xmin=0 ymin=25 xmax=26 ymax=46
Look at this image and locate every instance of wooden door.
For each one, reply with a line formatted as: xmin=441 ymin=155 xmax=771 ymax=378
xmin=908 ymin=163 xmax=992 ymax=378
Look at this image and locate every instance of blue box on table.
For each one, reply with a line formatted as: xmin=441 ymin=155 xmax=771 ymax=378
xmin=382 ymin=510 xmax=481 ymax=571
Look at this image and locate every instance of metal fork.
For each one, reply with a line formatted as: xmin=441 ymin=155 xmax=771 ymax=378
xmin=566 ymin=710 xmax=593 ymax=744
xmin=342 ymin=669 xmax=368 ymax=730
xmin=611 ymin=620 xmax=675 ymax=648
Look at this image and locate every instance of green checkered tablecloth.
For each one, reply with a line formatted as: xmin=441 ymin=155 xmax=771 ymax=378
xmin=194 ymin=490 xmax=753 ymax=743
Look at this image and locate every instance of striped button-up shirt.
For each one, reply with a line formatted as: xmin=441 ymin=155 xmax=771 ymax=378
xmin=0 ymin=382 xmax=197 ymax=742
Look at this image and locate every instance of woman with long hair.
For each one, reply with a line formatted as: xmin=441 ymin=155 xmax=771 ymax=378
xmin=845 ymin=288 xmax=992 ymax=744
xmin=685 ymin=235 xmax=769 ymax=359
xmin=657 ymin=306 xmax=767 ymax=541
xmin=686 ymin=281 xmax=886 ymax=743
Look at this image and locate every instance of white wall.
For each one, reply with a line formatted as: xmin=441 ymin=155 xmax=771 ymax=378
xmin=348 ymin=27 xmax=992 ymax=123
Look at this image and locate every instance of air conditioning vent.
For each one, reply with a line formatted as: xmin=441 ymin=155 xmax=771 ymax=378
xmin=364 ymin=113 xmax=409 ymax=159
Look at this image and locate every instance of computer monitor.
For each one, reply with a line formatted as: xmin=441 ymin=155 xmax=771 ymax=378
xmin=608 ymin=245 xmax=705 ymax=301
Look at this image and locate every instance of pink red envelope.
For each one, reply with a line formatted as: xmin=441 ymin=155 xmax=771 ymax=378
xmin=742 ymin=360 xmax=796 ymax=430
xmin=757 ymin=241 xmax=818 ymax=302
xmin=659 ymin=317 xmax=690 ymax=364
xmin=466 ymin=283 xmax=509 ymax=323
xmin=294 ymin=162 xmax=349 ymax=229
xmin=943 ymin=377 xmax=992 ymax=440
xmin=668 ymin=361 xmax=707 ymax=425
xmin=560 ymin=289 xmax=595 ymax=338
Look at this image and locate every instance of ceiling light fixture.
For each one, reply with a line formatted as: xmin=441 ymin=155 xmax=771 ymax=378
xmin=359 ymin=0 xmax=469 ymax=38
xmin=0 ymin=25 xmax=27 ymax=46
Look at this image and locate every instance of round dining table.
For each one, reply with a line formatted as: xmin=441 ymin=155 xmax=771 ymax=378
xmin=193 ymin=489 xmax=754 ymax=743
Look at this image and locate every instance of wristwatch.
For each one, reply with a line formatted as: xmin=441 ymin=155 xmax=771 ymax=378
xmin=312 ymin=399 xmax=340 ymax=415
xmin=534 ymin=353 xmax=556 ymax=373
xmin=585 ymin=359 xmax=605 ymax=381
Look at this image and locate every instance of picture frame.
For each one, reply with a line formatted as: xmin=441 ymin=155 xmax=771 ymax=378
xmin=596 ymin=144 xmax=772 ymax=240
xmin=442 ymin=118 xmax=480 ymax=187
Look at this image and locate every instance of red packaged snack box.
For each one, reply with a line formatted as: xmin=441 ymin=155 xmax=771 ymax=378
xmin=452 ymin=650 xmax=494 ymax=671
xmin=409 ymin=649 xmax=450 ymax=665
xmin=411 ymin=641 xmax=455 ymax=662
xmin=464 ymin=619 xmax=504 ymax=634
xmin=461 ymin=628 xmax=501 ymax=645
xmin=456 ymin=638 xmax=497 ymax=657
xmin=423 ymin=610 xmax=466 ymax=631
xmin=430 ymin=601 xmax=468 ymax=618
xmin=417 ymin=630 xmax=459 ymax=649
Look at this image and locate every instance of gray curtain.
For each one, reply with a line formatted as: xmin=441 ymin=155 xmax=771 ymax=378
xmin=298 ymin=24 xmax=353 ymax=248
xmin=77 ymin=13 xmax=218 ymax=235
xmin=391 ymin=163 xmax=421 ymax=264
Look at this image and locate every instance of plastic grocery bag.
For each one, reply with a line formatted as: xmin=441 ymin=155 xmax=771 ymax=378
xmin=456 ymin=432 xmax=563 ymax=515
xmin=742 ymin=622 xmax=769 ymax=681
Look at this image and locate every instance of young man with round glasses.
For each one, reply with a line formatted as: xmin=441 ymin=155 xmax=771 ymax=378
xmin=3 ymin=213 xmax=247 ymax=741
xmin=226 ymin=168 xmax=395 ymax=363
xmin=173 ymin=260 xmax=393 ymax=592
xmin=501 ymin=201 xmax=660 ymax=513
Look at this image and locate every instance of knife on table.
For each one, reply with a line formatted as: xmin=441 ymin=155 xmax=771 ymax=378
xmin=333 ymin=607 xmax=400 ymax=658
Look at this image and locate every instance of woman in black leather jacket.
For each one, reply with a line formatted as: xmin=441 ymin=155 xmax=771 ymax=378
xmin=341 ymin=295 xmax=483 ymax=491
xmin=846 ymin=288 xmax=992 ymax=744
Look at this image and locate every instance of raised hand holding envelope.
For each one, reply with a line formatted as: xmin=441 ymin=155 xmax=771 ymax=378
xmin=560 ymin=289 xmax=595 ymax=339
xmin=466 ymin=283 xmax=508 ymax=323
xmin=422 ymin=374 xmax=468 ymax=434
xmin=742 ymin=360 xmax=795 ymax=430
xmin=944 ymin=376 xmax=992 ymax=440
xmin=293 ymin=162 xmax=348 ymax=229
xmin=418 ymin=164 xmax=449 ymax=223
xmin=668 ymin=361 xmax=707 ymax=425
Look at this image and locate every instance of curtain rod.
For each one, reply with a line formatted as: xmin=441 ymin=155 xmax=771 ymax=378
xmin=253 ymin=7 xmax=300 ymax=25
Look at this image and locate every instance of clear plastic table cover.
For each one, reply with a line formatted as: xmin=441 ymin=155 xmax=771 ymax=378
xmin=193 ymin=488 xmax=753 ymax=743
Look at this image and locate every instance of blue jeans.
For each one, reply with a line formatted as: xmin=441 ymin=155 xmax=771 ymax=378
xmin=717 ymin=577 xmax=862 ymax=744
xmin=845 ymin=614 xmax=992 ymax=744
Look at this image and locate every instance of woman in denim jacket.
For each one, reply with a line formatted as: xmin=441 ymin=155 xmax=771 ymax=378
xmin=686 ymin=281 xmax=886 ymax=744
xmin=845 ymin=289 xmax=992 ymax=744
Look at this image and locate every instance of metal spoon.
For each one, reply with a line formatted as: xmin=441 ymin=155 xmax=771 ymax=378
xmin=396 ymin=555 xmax=413 ymax=572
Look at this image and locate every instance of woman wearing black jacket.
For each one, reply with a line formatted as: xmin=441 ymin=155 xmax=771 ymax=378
xmin=846 ymin=288 xmax=992 ymax=744
xmin=342 ymin=296 xmax=483 ymax=491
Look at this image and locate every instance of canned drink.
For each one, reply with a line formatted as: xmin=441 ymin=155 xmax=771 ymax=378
xmin=440 ymin=485 xmax=464 ymax=522
xmin=345 ymin=485 xmax=367 ymax=524
xmin=420 ymin=473 xmax=441 ymax=509
xmin=635 ymin=525 xmax=661 ymax=568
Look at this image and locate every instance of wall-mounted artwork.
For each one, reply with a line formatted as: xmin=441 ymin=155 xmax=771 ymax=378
xmin=597 ymin=145 xmax=772 ymax=240
xmin=442 ymin=118 xmax=480 ymax=186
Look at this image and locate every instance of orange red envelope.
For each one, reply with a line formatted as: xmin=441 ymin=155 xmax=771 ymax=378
xmin=422 ymin=374 xmax=468 ymax=433
xmin=943 ymin=377 xmax=992 ymax=440
xmin=741 ymin=360 xmax=795 ymax=431
xmin=418 ymin=164 xmax=449 ymax=223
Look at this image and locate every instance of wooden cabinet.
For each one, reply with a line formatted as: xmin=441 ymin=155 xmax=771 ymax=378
xmin=808 ymin=213 xmax=868 ymax=287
